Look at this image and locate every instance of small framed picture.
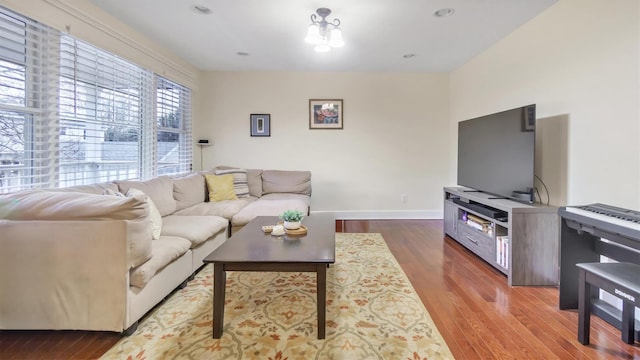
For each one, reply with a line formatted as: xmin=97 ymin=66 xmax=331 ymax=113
xmin=250 ymin=114 xmax=270 ymax=137
xmin=309 ymin=99 xmax=343 ymax=129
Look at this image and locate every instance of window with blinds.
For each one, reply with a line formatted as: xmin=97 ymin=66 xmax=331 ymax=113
xmin=156 ymin=77 xmax=192 ymax=176
xmin=0 ymin=10 xmax=59 ymax=193
xmin=59 ymin=36 xmax=153 ymax=186
xmin=0 ymin=6 xmax=194 ymax=193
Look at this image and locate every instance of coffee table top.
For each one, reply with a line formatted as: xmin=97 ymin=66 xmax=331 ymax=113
xmin=204 ymin=214 xmax=335 ymax=264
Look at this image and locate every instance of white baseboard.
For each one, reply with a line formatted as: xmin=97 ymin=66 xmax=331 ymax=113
xmin=311 ymin=210 xmax=443 ymax=220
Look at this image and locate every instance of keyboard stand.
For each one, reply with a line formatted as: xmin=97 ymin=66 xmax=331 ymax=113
xmin=559 ymin=205 xmax=640 ymax=341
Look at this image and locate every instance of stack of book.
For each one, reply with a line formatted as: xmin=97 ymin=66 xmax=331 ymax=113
xmin=465 ymin=213 xmax=493 ymax=235
xmin=496 ymin=236 xmax=509 ymax=269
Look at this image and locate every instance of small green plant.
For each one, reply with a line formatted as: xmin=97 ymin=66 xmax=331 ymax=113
xmin=280 ymin=209 xmax=305 ymax=222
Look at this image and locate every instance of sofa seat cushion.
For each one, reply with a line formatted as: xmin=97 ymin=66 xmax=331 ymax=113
xmin=116 ymin=176 xmax=176 ymax=216
xmin=161 ymin=215 xmax=228 ymax=247
xmin=172 ymin=198 xmax=255 ymax=220
xmin=231 ymin=197 xmax=309 ymax=226
xmin=130 ymin=236 xmax=191 ymax=288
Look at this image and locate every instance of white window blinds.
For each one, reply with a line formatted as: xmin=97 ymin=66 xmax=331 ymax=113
xmin=0 ymin=6 xmax=194 ymax=192
xmin=58 ymin=36 xmax=153 ymax=186
xmin=0 ymin=9 xmax=59 ymax=193
xmin=156 ymin=76 xmax=192 ymax=176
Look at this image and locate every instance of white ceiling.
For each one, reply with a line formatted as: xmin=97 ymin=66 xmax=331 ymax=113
xmin=88 ymin=0 xmax=557 ymax=72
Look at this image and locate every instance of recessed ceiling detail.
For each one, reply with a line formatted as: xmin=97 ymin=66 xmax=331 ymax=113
xmin=192 ymin=5 xmax=211 ymax=15
xmin=434 ymin=8 xmax=455 ymax=17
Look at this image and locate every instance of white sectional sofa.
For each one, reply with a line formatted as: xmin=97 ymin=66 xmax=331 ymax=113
xmin=0 ymin=167 xmax=311 ymax=334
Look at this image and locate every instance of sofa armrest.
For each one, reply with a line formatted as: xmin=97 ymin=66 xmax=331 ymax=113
xmin=0 ymin=219 xmax=132 ymax=331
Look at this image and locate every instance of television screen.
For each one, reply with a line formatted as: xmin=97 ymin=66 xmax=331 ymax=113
xmin=457 ymin=105 xmax=535 ymax=204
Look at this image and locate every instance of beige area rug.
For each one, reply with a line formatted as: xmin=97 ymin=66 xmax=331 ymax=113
xmin=101 ymin=233 xmax=454 ymax=359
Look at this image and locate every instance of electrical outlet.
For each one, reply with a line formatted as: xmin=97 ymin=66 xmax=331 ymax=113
xmin=401 ymin=194 xmax=408 ymax=204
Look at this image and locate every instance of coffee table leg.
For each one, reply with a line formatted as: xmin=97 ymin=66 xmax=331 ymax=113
xmin=316 ymin=263 xmax=327 ymax=339
xmin=213 ymin=263 xmax=226 ymax=339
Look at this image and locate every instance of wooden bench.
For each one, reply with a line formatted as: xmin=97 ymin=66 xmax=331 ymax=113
xmin=576 ymin=262 xmax=640 ymax=345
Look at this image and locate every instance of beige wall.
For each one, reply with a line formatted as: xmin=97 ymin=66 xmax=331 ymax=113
xmin=450 ymin=0 xmax=640 ymax=208
xmin=196 ymin=72 xmax=450 ymax=217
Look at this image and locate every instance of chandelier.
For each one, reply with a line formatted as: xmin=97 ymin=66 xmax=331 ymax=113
xmin=304 ymin=8 xmax=344 ymax=53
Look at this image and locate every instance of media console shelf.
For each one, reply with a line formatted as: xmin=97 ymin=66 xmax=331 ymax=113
xmin=443 ymin=187 xmax=560 ymax=286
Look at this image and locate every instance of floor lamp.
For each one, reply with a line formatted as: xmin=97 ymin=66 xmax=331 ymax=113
xmin=197 ymin=140 xmax=212 ymax=170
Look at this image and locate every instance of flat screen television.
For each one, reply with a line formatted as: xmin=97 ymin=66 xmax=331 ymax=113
xmin=457 ymin=104 xmax=536 ymax=204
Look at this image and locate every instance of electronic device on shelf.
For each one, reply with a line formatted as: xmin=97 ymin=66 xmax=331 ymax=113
xmin=452 ymin=198 xmax=507 ymax=220
xmin=457 ymin=104 xmax=536 ymax=204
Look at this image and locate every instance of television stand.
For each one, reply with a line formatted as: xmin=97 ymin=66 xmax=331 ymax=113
xmin=444 ymin=187 xmax=559 ymax=286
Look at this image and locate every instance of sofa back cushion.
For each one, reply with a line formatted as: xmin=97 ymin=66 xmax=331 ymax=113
xmin=53 ymin=182 xmax=119 ymax=195
xmin=262 ymin=170 xmax=312 ymax=196
xmin=116 ymin=176 xmax=176 ymax=216
xmin=173 ymin=173 xmax=206 ymax=211
xmin=247 ymin=169 xmax=263 ymax=197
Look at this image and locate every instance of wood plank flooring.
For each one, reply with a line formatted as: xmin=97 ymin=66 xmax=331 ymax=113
xmin=1 ymin=219 xmax=638 ymax=359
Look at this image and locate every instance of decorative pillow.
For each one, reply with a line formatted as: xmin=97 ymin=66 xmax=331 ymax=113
xmin=126 ymin=188 xmax=162 ymax=240
xmin=205 ymin=174 xmax=238 ymax=202
xmin=103 ymin=188 xmax=126 ymax=197
xmin=215 ymin=168 xmax=250 ymax=198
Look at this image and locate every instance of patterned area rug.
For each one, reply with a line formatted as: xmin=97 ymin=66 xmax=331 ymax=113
xmin=101 ymin=233 xmax=454 ymax=359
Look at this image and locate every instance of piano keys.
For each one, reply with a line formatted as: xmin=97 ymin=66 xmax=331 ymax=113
xmin=559 ymin=204 xmax=640 ymax=340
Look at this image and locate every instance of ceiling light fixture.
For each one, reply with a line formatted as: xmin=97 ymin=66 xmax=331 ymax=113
xmin=304 ymin=8 xmax=344 ymax=53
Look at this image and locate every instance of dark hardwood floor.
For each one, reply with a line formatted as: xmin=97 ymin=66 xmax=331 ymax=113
xmin=1 ymin=220 xmax=638 ymax=359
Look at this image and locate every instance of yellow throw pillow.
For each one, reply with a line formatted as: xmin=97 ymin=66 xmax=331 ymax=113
xmin=205 ymin=174 xmax=238 ymax=202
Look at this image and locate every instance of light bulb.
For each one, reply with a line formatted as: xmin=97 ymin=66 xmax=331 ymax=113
xmin=305 ymin=24 xmax=320 ymax=44
xmin=328 ymin=28 xmax=344 ymax=48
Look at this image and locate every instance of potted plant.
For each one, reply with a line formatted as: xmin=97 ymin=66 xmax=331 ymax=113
xmin=280 ymin=209 xmax=305 ymax=230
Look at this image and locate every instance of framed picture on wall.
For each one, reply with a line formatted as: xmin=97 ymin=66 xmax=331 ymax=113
xmin=309 ymin=99 xmax=343 ymax=129
xmin=250 ymin=114 xmax=271 ymax=137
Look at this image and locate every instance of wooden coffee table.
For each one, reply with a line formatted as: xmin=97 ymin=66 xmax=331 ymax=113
xmin=203 ymin=214 xmax=335 ymax=339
